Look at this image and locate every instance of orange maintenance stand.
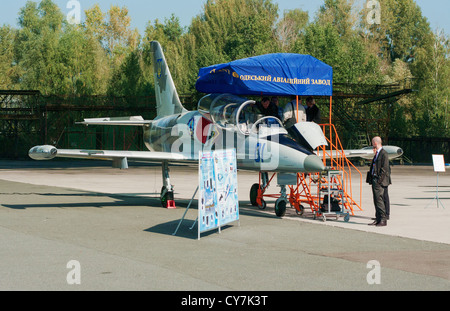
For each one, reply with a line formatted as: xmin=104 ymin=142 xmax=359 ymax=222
xmin=251 ymin=97 xmax=363 ymax=221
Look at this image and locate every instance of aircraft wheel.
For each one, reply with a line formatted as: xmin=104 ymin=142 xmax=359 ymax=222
xmin=275 ymin=199 xmax=287 ymax=217
xmin=344 ymin=213 xmax=350 ymax=222
xmin=295 ymin=204 xmax=304 ymax=216
xmin=250 ymin=183 xmax=260 ymax=206
xmin=160 ymin=186 xmax=174 ymax=208
xmin=258 ymin=200 xmax=266 ymax=210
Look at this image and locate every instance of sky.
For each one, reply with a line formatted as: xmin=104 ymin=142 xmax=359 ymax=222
xmin=0 ymin=0 xmax=449 ymax=35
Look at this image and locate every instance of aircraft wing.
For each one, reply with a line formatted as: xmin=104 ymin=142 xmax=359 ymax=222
xmin=316 ymin=146 xmax=403 ymax=160
xmin=315 ymin=149 xmax=372 ymax=159
xmin=29 ymin=145 xmax=195 ymax=168
xmin=342 ymin=149 xmax=374 ymax=159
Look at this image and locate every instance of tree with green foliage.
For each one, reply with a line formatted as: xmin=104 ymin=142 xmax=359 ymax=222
xmin=295 ymin=0 xmax=382 ymax=84
xmin=0 ymin=26 xmax=20 ymax=89
xmin=84 ymin=4 xmax=140 ymax=86
xmin=108 ymin=48 xmax=153 ymax=97
xmin=413 ymin=28 xmax=450 ymax=136
xmin=57 ymin=24 xmax=110 ymax=95
xmin=275 ymin=9 xmax=309 ymax=52
xmin=362 ymin=0 xmax=448 ymax=136
xmin=14 ymin=0 xmax=65 ymax=94
xmin=318 ymin=0 xmax=357 ymax=40
xmin=190 ymin=0 xmax=279 ymax=63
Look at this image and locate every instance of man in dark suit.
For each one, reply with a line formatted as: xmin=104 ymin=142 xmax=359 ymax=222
xmin=256 ymin=97 xmax=280 ymax=119
xmin=367 ymin=136 xmax=392 ymax=227
xmin=305 ymin=96 xmax=321 ymax=123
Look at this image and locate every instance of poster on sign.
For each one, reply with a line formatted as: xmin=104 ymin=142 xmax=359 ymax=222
xmin=214 ymin=149 xmax=239 ymax=228
xmin=198 ymin=149 xmax=239 ymax=237
xmin=198 ymin=151 xmax=219 ymax=234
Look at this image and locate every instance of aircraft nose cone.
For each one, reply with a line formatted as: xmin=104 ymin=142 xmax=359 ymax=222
xmin=304 ymin=155 xmax=325 ymax=172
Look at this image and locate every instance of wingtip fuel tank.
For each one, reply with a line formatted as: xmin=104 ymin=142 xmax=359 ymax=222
xmin=29 ymin=145 xmax=57 ymax=161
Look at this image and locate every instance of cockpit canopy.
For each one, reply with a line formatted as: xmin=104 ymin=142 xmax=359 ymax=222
xmin=198 ymin=94 xmax=256 ymax=127
xmin=198 ymin=94 xmax=284 ymax=136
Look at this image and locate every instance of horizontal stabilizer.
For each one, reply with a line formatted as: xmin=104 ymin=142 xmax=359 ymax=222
xmin=77 ymin=116 xmax=152 ymax=126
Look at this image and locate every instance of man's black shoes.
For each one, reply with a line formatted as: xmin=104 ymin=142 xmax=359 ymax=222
xmin=376 ymin=220 xmax=387 ymax=227
xmin=369 ymin=220 xmax=387 ymax=226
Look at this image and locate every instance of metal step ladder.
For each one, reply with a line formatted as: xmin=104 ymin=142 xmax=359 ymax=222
xmin=314 ymin=170 xmax=351 ymax=222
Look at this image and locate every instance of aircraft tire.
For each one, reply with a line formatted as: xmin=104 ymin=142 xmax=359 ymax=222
xmin=250 ymin=183 xmax=260 ymax=206
xmin=161 ymin=186 xmax=167 ymax=207
xmin=295 ymin=204 xmax=304 ymax=216
xmin=161 ymin=186 xmax=174 ymax=208
xmin=258 ymin=200 xmax=267 ymax=210
xmin=275 ymin=199 xmax=287 ymax=217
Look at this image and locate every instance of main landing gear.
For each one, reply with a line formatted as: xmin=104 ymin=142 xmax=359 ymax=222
xmin=249 ymin=172 xmax=288 ymax=217
xmin=161 ymin=161 xmax=176 ymax=209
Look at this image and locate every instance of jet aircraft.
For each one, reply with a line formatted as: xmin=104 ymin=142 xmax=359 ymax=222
xmin=29 ymin=41 xmax=403 ymax=216
xmin=29 ymin=41 xmax=330 ymax=215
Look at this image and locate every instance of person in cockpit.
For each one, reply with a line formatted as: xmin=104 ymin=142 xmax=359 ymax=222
xmin=256 ymin=97 xmax=280 ymax=119
xmin=271 ymin=96 xmax=283 ymax=119
xmin=305 ymin=96 xmax=321 ymax=123
xmin=282 ymin=95 xmax=306 ymax=128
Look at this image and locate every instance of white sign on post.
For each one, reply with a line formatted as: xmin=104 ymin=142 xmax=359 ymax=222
xmin=432 ymin=154 xmax=446 ymax=173
xmin=425 ymin=154 xmax=446 ymax=209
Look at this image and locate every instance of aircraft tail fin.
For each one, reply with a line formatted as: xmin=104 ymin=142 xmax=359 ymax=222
xmin=150 ymin=41 xmax=187 ymax=117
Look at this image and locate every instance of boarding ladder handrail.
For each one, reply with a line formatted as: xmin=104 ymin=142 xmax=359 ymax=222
xmin=318 ymin=123 xmax=363 ymax=214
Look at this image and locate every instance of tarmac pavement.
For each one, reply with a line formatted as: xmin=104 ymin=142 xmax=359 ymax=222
xmin=0 ymin=160 xmax=449 ymax=291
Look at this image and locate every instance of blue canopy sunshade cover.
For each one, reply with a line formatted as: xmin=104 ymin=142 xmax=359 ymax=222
xmin=195 ymin=53 xmax=333 ymax=97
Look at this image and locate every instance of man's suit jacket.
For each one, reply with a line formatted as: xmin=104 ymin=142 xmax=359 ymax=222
xmin=306 ymin=105 xmax=321 ymax=123
xmin=370 ymin=148 xmax=392 ymax=187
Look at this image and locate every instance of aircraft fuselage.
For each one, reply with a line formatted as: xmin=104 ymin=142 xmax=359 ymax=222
xmin=144 ymin=110 xmax=325 ymax=173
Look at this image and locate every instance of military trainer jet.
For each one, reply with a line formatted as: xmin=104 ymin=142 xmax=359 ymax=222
xmin=29 ymin=41 xmax=330 ymax=215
